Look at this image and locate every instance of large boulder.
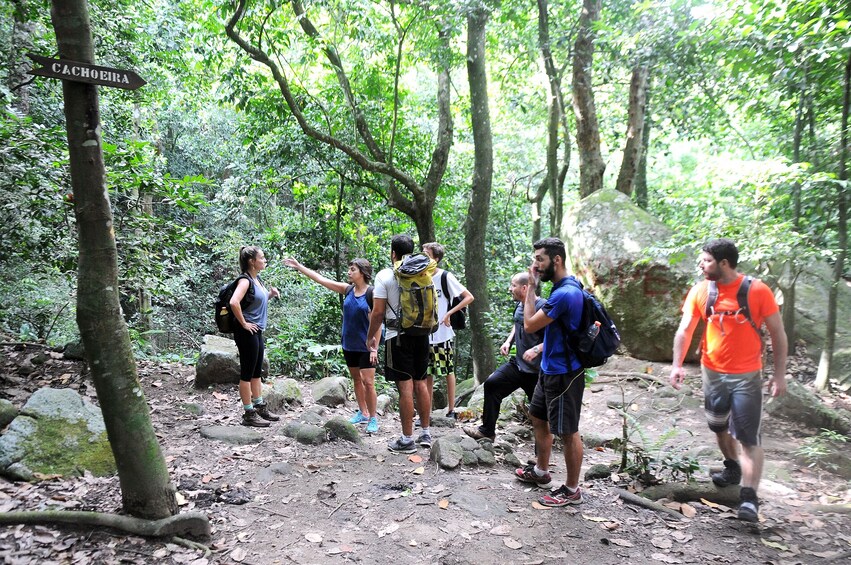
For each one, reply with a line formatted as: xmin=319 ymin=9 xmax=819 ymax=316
xmin=562 ymin=189 xmax=698 ymax=362
xmin=311 ymin=376 xmax=349 ymax=407
xmin=781 ymin=260 xmax=851 ymax=386
xmin=195 ymin=334 xmax=269 ymax=389
xmin=0 ymin=388 xmax=116 ymax=481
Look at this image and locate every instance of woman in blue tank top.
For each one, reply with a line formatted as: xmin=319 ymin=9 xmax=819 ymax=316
xmin=230 ymin=246 xmax=280 ymax=428
xmin=284 ymin=256 xmax=380 ymax=434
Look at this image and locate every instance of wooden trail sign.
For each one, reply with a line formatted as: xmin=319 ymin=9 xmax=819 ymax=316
xmin=27 ymin=53 xmax=146 ymax=90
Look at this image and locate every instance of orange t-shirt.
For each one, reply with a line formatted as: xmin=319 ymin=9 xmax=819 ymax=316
xmin=683 ymin=274 xmax=779 ymax=373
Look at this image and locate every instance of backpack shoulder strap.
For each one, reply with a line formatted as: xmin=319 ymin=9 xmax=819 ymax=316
xmin=366 ymin=286 xmax=374 ymax=310
xmin=705 ymin=280 xmax=718 ymax=320
xmin=737 ymin=276 xmax=758 ymax=331
xmin=440 ymin=270 xmax=451 ymax=306
xmin=345 ymin=284 xmax=354 ymax=296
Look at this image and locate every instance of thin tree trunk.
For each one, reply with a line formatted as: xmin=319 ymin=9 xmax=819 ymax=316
xmin=51 ymin=0 xmax=177 ymax=519
xmin=572 ymin=0 xmax=604 ymax=198
xmin=465 ymin=5 xmax=496 ymax=384
xmin=634 ymin=94 xmax=651 ymax=209
xmin=615 ymin=65 xmax=649 ymax=196
xmin=815 ymin=50 xmax=850 ymax=391
xmin=8 ymin=0 xmax=34 ymax=115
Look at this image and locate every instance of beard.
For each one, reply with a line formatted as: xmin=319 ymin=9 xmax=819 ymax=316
xmin=539 ymin=261 xmax=556 ymax=282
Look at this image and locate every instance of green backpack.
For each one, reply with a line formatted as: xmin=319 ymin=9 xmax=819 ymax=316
xmin=388 ymin=254 xmax=439 ymax=336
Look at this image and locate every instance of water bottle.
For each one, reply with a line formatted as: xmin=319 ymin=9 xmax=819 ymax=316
xmin=579 ymin=321 xmax=601 ymax=352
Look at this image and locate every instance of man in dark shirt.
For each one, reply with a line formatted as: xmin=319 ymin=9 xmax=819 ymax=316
xmin=464 ymin=272 xmax=543 ymax=441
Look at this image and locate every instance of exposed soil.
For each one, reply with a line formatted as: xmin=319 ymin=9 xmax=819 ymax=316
xmin=1 ymin=344 xmax=850 ymax=565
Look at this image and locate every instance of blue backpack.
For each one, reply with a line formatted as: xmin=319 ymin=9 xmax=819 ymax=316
xmin=563 ymin=279 xmax=621 ymax=368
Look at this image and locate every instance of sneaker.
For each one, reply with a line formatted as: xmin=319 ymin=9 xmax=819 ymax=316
xmin=539 ymin=485 xmax=583 ymax=507
xmin=463 ymin=426 xmax=495 ymax=441
xmin=387 ymin=437 xmax=417 ymax=454
xmin=416 ymin=432 xmax=433 ymax=448
xmin=348 ymin=410 xmax=369 ymax=425
xmin=241 ymin=409 xmax=271 ymax=428
xmin=414 ymin=417 xmax=421 ymax=428
xmin=738 ymin=487 xmax=759 ymax=522
xmin=711 ymin=459 xmax=742 ymax=487
xmin=366 ymin=417 xmax=379 ymax=434
xmin=253 ymin=402 xmax=280 ymax=421
xmin=514 ymin=464 xmax=552 ymax=488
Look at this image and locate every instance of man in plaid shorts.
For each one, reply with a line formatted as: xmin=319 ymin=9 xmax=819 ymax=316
xmin=421 ymin=243 xmax=475 ymax=429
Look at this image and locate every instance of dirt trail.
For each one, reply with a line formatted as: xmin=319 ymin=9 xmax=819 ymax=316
xmin=1 ymin=346 xmax=849 ymax=564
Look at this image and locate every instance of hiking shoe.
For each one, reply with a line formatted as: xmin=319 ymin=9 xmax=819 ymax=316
xmin=349 ymin=410 xmax=369 ymax=425
xmin=711 ymin=459 xmax=742 ymax=487
xmin=253 ymin=402 xmax=280 ymax=421
xmin=387 ymin=437 xmax=417 ymax=454
xmin=738 ymin=487 xmax=759 ymax=522
xmin=416 ymin=432 xmax=433 ymax=448
xmin=539 ymin=485 xmax=583 ymax=507
xmin=515 ymin=464 xmax=552 ymax=488
xmin=241 ymin=409 xmax=270 ymax=428
xmin=366 ymin=417 xmax=379 ymax=434
xmin=463 ymin=426 xmax=495 ymax=441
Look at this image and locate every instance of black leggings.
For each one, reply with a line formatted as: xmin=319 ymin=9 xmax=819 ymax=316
xmin=234 ymin=327 xmax=264 ymax=382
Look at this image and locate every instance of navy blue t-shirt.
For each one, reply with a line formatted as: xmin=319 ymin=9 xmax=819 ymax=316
xmin=541 ymin=276 xmax=584 ymax=374
xmin=341 ymin=287 xmax=370 ymax=352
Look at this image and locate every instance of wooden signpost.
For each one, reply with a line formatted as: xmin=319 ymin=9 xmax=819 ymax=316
xmin=27 ymin=53 xmax=146 ymax=90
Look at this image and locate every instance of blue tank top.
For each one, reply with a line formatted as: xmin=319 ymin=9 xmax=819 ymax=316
xmin=342 ymin=286 xmax=370 ymax=352
xmin=242 ymin=277 xmax=269 ymax=330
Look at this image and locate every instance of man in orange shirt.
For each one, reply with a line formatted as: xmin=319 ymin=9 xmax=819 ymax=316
xmin=670 ymin=239 xmax=788 ymax=522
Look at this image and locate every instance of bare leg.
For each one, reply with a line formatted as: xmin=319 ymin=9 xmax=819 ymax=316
xmin=562 ymin=432 xmax=583 ymax=489
xmin=531 ymin=414 xmax=553 ymax=471
xmin=413 ymin=379 xmax=432 ymax=429
xmin=361 ymin=368 xmax=378 ymax=417
xmin=446 ymin=372 xmax=456 ymax=412
xmin=239 ymin=381 xmax=252 ymax=406
xmin=348 ymin=366 xmax=368 ymax=416
xmin=716 ymin=430 xmax=740 ymax=461
xmin=739 ymin=443 xmax=764 ymax=491
xmin=397 ymin=380 xmax=414 ymax=437
xmin=426 ymin=375 xmax=435 ymax=411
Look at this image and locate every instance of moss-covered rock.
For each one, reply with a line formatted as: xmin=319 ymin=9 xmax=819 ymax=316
xmin=562 ymin=189 xmax=699 ymax=362
xmin=0 ymin=388 xmax=116 ymax=480
xmin=0 ymin=399 xmax=17 ymax=429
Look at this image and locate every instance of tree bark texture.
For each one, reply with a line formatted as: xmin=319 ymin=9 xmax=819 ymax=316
xmin=634 ymin=99 xmax=651 ymax=209
xmin=8 ymin=0 xmax=34 ymax=115
xmin=50 ymin=0 xmax=177 ymax=519
xmin=615 ymin=65 xmax=649 ymax=196
xmin=572 ymin=0 xmax=605 ymax=199
xmin=225 ymin=0 xmax=453 ymax=243
xmin=464 ymin=5 xmax=496 ymax=384
xmin=815 ymin=50 xmax=850 ymax=390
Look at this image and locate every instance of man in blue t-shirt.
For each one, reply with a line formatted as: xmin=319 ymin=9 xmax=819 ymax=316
xmin=514 ymin=237 xmax=586 ymax=507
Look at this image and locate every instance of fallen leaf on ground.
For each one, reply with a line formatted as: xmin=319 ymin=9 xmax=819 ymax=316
xmin=609 ymin=538 xmax=634 ymax=547
xmin=700 ymin=498 xmax=721 ymax=509
xmin=651 ymin=536 xmax=673 ymax=549
xmin=490 ymin=525 xmax=511 ymax=536
xmin=507 ymin=506 xmax=525 ymax=512
xmin=583 ymin=515 xmax=609 ymax=522
xmin=230 ymin=548 xmax=246 ymax=562
xmin=412 ymin=467 xmax=425 ymax=475
xmin=531 ymin=501 xmax=551 ymax=510
xmin=212 ymin=392 xmax=228 ymax=401
xmin=602 ymin=521 xmax=620 ymax=531
xmin=408 ymin=455 xmax=422 ymax=463
xmin=503 ymin=538 xmax=522 ymax=549
xmin=651 ymin=553 xmax=681 ymax=563
xmin=761 ymin=539 xmax=789 ymax=551
xmin=378 ymin=523 xmax=399 ymax=538
xmin=175 ymin=492 xmax=187 ymax=506
xmin=305 ymin=533 xmax=322 ymax=543
xmin=438 ymin=499 xmax=449 ymax=509
xmin=680 ymin=504 xmax=696 ymax=518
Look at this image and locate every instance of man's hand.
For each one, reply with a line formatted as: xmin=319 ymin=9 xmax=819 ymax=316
xmin=768 ymin=374 xmax=787 ymax=397
xmin=499 ymin=341 xmax=511 ymax=356
xmin=522 ymin=346 xmax=540 ymax=363
xmin=670 ymin=366 xmax=687 ymax=390
xmin=527 ymin=263 xmax=539 ymax=289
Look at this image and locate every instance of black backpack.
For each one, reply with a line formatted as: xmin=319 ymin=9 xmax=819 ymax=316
xmin=705 ymin=276 xmax=758 ymax=332
xmin=440 ymin=271 xmax=467 ymax=330
xmin=214 ymin=274 xmax=254 ymax=333
xmin=563 ymin=278 xmax=621 ymax=368
xmin=344 ymin=284 xmax=374 ymax=309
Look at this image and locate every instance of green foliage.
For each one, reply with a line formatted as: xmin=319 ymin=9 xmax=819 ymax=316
xmin=0 ymin=266 xmax=78 ymax=345
xmin=795 ymin=428 xmax=848 ymax=472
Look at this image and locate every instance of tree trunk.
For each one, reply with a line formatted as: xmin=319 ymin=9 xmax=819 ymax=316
xmin=634 ymin=97 xmax=651 ymax=209
xmin=51 ymin=0 xmax=177 ymax=519
xmin=815 ymin=50 xmax=850 ymax=391
xmin=572 ymin=0 xmax=605 ymax=198
xmin=464 ymin=5 xmax=496 ymax=384
xmin=615 ymin=65 xmax=649 ymax=196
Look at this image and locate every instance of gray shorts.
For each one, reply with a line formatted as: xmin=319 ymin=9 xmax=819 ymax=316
xmin=702 ymin=367 xmax=763 ymax=446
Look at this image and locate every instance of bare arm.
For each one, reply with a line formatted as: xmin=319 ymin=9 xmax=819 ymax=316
xmin=500 ymin=325 xmax=516 ymax=356
xmin=229 ymin=278 xmax=258 ymax=334
xmin=669 ymin=312 xmax=700 ymax=389
xmin=283 ymin=257 xmax=349 ymax=294
xmin=443 ymin=290 xmax=475 ymax=327
xmin=523 ymin=269 xmax=553 ymax=334
xmin=763 ymin=312 xmax=788 ymax=397
xmin=366 ymin=297 xmax=387 ymax=365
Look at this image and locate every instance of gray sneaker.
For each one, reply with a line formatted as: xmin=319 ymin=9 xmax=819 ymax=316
xmin=416 ymin=432 xmax=433 ymax=448
xmin=387 ymin=438 xmax=417 ymax=454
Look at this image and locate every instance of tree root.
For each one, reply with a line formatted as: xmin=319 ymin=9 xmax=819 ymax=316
xmin=0 ymin=510 xmax=210 ymax=539
xmin=171 ymin=535 xmax=212 ymax=557
xmin=804 ymin=503 xmax=851 ymax=514
xmin=638 ymin=482 xmax=741 ymax=506
xmin=615 ymin=489 xmax=683 ymax=520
